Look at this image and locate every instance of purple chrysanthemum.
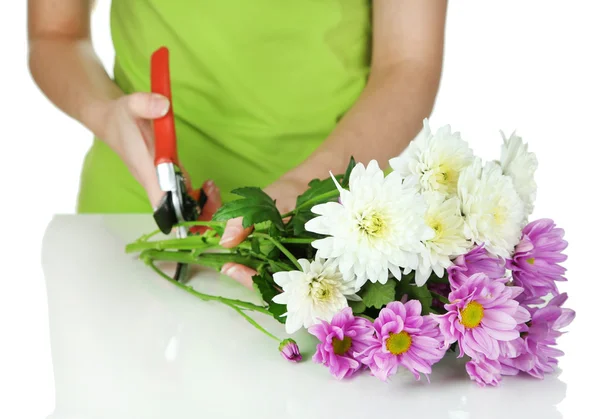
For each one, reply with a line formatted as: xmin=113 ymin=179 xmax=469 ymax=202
xmin=308 ymin=307 xmax=374 ymax=380
xmin=500 ymin=293 xmax=575 ymax=379
xmin=356 ymin=300 xmax=446 ymax=381
xmin=279 ymin=339 xmax=302 ymax=363
xmin=507 ymin=219 xmax=568 ymax=302
xmin=433 ymin=273 xmax=530 ymax=360
xmin=466 ymin=356 xmax=502 ymax=387
xmin=448 ymin=244 xmax=506 ymax=289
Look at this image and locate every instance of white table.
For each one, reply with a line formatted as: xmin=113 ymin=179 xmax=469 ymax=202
xmin=41 ymin=215 xmax=572 ymax=419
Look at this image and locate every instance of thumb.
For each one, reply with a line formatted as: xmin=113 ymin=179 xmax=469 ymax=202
xmin=125 ymin=92 xmax=170 ymax=119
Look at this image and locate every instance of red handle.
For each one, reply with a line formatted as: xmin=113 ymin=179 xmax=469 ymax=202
xmin=151 ymin=46 xmax=179 ymax=166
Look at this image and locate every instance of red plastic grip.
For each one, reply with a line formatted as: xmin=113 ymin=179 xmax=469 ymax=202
xmin=151 ymin=46 xmax=179 ymax=166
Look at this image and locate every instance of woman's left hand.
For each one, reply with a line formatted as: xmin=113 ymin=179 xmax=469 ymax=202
xmin=217 ymin=173 xmax=308 ymax=289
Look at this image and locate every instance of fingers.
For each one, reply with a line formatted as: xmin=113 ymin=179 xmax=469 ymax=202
xmin=190 ymin=180 xmax=222 ymax=235
xmin=220 ymin=262 xmax=257 ymax=290
xmin=125 ymin=92 xmax=170 ymax=120
xmin=200 ymin=180 xmax=222 ymax=216
xmin=219 ymin=217 xmax=253 ymax=248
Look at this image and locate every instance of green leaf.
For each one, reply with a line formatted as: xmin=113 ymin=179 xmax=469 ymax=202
xmin=361 ymin=281 xmax=396 ymax=309
xmin=213 ymin=187 xmax=284 ymax=231
xmin=349 ymin=299 xmax=366 ymax=314
xmin=251 ymin=237 xmax=261 ymax=254
xmin=252 ymin=273 xmax=286 ymax=324
xmin=266 ymin=246 xmax=281 ymax=260
xmin=268 ymin=222 xmax=282 ymax=239
xmin=340 ymin=156 xmax=356 ymax=189
xmin=291 ymin=210 xmax=322 ymax=237
xmin=396 ymin=277 xmax=434 ymax=314
xmin=295 ymin=176 xmax=340 ymax=208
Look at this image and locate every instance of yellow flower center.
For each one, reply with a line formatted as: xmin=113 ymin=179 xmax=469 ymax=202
xmin=356 ymin=208 xmax=387 ymax=238
xmin=492 ymin=206 xmax=507 ymax=225
xmin=527 ymin=257 xmax=535 ymax=265
xmin=460 ymin=301 xmax=485 ymax=328
xmin=309 ymin=277 xmax=334 ymax=302
xmin=435 ymin=164 xmax=458 ymax=193
xmin=386 ymin=331 xmax=412 ymax=355
xmin=426 ymin=216 xmax=444 ymax=240
xmin=332 ymin=336 xmax=352 ymax=355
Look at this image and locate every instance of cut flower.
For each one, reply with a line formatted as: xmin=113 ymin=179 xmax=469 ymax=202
xmin=272 ymin=257 xmax=359 ymax=334
xmin=433 ymin=273 xmax=530 ymax=360
xmin=499 ymin=131 xmax=538 ymax=216
xmin=305 ymin=160 xmax=432 ymax=290
xmin=458 ymin=158 xmax=526 ymax=258
xmin=415 ymin=192 xmax=471 ymax=286
xmin=357 ymin=300 xmax=446 ymax=381
xmin=389 ymin=119 xmax=474 ymax=197
xmin=308 ymin=307 xmax=375 ymax=379
xmin=507 ymin=218 xmax=568 ymax=302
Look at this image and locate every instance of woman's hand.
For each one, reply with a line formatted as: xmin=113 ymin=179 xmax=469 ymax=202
xmin=218 ymin=173 xmax=308 ymax=289
xmin=98 ymin=92 xmax=175 ymax=208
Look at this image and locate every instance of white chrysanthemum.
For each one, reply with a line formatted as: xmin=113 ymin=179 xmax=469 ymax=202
xmin=272 ymin=257 xmax=358 ymax=334
xmin=499 ymin=130 xmax=538 ymax=216
xmin=389 ymin=118 xmax=474 ymax=197
xmin=458 ymin=158 xmax=526 ymax=258
xmin=415 ymin=192 xmax=472 ymax=286
xmin=305 ymin=160 xmax=433 ymax=291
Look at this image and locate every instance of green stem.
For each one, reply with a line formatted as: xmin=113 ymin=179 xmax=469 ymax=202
xmin=252 ymin=233 xmax=301 ymax=270
xmin=246 ymin=249 xmax=293 ymax=272
xmin=176 ymin=221 xmax=226 ymax=228
xmin=431 ymin=291 xmax=450 ymax=305
xmin=141 ymin=249 xmax=262 ymax=271
xmin=126 ymin=235 xmax=222 ymax=253
xmin=282 ymin=189 xmax=340 ymax=218
xmin=130 ymin=221 xmax=224 ymax=244
xmin=144 ymin=259 xmax=271 ymax=315
xmin=229 ymin=305 xmax=280 ymax=342
xmin=279 ymin=238 xmax=315 ymax=244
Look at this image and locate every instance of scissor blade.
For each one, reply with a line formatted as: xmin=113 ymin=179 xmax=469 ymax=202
xmin=174 ymin=263 xmax=190 ymax=283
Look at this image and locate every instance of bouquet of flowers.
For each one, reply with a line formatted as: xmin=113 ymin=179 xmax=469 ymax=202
xmin=126 ymin=119 xmax=575 ymax=387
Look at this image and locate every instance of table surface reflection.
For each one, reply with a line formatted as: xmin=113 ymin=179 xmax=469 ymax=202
xmin=41 ymin=215 xmax=568 ymax=419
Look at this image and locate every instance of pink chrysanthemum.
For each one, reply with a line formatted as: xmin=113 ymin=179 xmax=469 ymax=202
xmin=466 ymin=356 xmax=502 ymax=387
xmin=507 ymin=219 xmax=568 ymax=302
xmin=434 ymin=273 xmax=530 ymax=360
xmin=308 ymin=307 xmax=374 ymax=380
xmin=448 ymin=244 xmax=506 ymax=289
xmin=500 ymin=293 xmax=575 ymax=379
xmin=357 ymin=300 xmax=446 ymax=381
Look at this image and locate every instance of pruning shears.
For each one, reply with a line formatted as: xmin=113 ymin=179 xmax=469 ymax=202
xmin=151 ymin=46 xmax=207 ymax=282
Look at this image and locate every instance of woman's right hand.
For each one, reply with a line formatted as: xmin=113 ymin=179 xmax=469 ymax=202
xmin=98 ymin=92 xmax=172 ymax=208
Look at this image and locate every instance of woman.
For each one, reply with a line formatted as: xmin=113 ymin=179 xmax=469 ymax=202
xmin=28 ymin=0 xmax=447 ymax=285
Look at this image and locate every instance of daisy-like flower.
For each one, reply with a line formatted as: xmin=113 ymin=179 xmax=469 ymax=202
xmin=272 ymin=257 xmax=359 ymax=334
xmin=433 ymin=273 xmax=530 ymax=361
xmin=507 ymin=218 xmax=568 ymax=302
xmin=308 ymin=307 xmax=375 ymax=380
xmin=499 ymin=131 xmax=538 ymax=216
xmin=458 ymin=158 xmax=526 ymax=259
xmin=447 ymin=243 xmax=506 ymax=289
xmin=305 ymin=160 xmax=432 ymax=290
xmin=389 ymin=118 xmax=474 ymax=197
xmin=465 ymin=356 xmax=502 ymax=387
xmin=357 ymin=300 xmax=446 ymax=381
xmin=500 ymin=293 xmax=575 ymax=379
xmin=415 ymin=192 xmax=471 ymax=286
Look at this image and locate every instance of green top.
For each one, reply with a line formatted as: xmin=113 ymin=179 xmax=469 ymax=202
xmin=77 ymin=0 xmax=372 ymax=213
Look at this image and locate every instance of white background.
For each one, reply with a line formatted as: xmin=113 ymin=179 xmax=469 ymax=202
xmin=1 ymin=1 xmax=599 ymax=418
